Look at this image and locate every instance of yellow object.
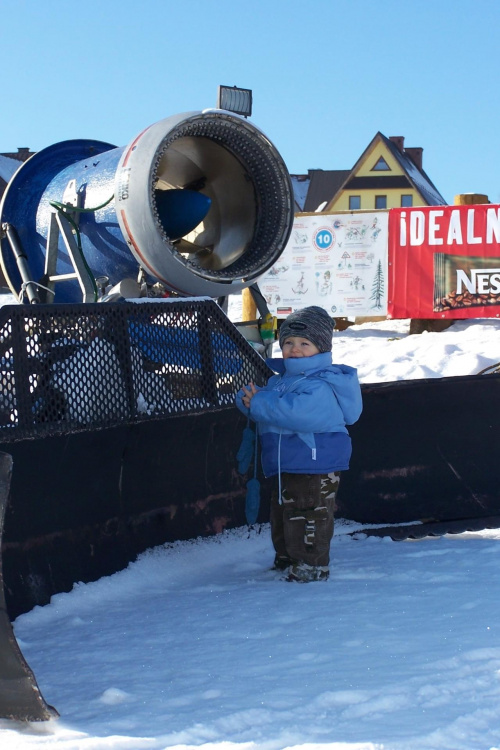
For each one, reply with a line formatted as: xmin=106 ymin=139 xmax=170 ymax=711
xmin=241 ymin=288 xmax=257 ymax=321
xmin=260 ymin=313 xmax=277 ymax=343
xmin=454 ymin=193 xmax=489 ymax=205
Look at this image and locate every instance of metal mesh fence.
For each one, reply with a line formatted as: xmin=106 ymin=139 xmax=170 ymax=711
xmin=0 ymin=299 xmax=271 ymax=442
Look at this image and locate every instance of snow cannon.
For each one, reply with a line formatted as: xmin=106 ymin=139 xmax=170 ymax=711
xmin=0 ymin=111 xmax=294 ymax=304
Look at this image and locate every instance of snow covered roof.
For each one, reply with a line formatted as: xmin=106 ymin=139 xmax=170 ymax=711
xmin=0 ymin=154 xmax=22 ymax=182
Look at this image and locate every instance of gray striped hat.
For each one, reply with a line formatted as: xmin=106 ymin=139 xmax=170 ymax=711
xmin=278 ymin=306 xmax=335 ymax=353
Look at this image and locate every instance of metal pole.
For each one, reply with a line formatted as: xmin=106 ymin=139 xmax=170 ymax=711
xmin=1 ymin=223 xmax=40 ymax=304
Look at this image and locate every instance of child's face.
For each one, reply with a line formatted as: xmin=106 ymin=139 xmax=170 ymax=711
xmin=282 ymin=336 xmax=320 ymax=359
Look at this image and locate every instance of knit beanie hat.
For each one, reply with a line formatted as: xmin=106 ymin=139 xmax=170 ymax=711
xmin=278 ymin=306 xmax=335 ymax=353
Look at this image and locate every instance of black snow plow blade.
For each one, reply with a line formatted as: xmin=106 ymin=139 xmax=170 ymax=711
xmin=0 ymin=451 xmax=58 ymax=721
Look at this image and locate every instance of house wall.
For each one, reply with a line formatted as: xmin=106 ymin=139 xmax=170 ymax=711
xmin=356 ymin=141 xmax=401 ymax=176
xmin=327 ymin=140 xmax=426 ymax=212
xmin=331 ymin=188 xmax=427 ymax=211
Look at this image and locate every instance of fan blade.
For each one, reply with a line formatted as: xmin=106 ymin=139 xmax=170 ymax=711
xmin=155 ymin=189 xmax=211 ymax=241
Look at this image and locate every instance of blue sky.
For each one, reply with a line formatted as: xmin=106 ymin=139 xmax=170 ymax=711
xmin=1 ymin=0 xmax=499 ymax=204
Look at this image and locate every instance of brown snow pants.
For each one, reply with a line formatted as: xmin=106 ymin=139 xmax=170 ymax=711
xmin=270 ymin=472 xmax=340 ymax=567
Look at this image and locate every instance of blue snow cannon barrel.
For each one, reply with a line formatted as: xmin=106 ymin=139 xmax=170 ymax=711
xmin=0 ymin=110 xmax=294 ymax=303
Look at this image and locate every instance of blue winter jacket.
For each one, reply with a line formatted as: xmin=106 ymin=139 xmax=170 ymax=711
xmin=236 ymin=352 xmax=363 ymax=477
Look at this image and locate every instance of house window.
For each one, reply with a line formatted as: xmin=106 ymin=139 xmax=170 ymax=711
xmin=372 ymin=157 xmax=391 ymax=171
xmin=349 ymin=195 xmax=361 ymax=210
xmin=401 ymin=194 xmax=413 ymax=207
xmin=375 ymin=195 xmax=387 ymax=209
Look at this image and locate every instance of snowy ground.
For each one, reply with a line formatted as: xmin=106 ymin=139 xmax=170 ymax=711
xmin=2 ymin=294 xmax=500 ymax=749
xmin=5 ymin=524 xmax=500 ymax=750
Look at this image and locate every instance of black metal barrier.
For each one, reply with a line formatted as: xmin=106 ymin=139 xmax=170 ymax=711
xmin=0 ymin=300 xmax=273 ymax=622
xmin=0 ymin=300 xmax=271 ymax=440
xmin=337 ymin=372 xmax=500 ymax=530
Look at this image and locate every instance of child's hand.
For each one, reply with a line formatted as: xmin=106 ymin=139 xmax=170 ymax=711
xmin=241 ymin=382 xmax=258 ymax=409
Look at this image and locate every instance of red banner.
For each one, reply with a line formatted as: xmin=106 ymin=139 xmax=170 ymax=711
xmin=388 ymin=205 xmax=500 ymax=319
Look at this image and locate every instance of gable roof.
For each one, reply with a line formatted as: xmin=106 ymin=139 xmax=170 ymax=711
xmin=380 ymin=133 xmax=446 ymax=204
xmin=303 ymin=169 xmax=351 ymax=212
xmin=327 ymin=132 xmax=446 ymax=208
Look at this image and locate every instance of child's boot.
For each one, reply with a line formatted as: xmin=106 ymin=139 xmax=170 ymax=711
xmin=286 ymin=562 xmax=329 ymax=582
xmin=272 ymin=554 xmax=294 ymax=570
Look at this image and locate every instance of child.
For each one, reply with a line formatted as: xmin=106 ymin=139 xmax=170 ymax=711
xmin=236 ymin=306 xmax=362 ymax=582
